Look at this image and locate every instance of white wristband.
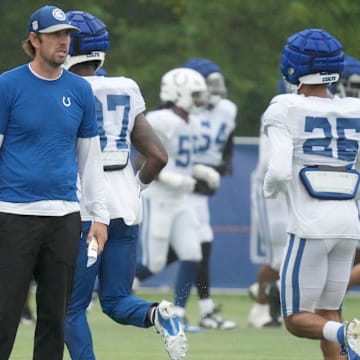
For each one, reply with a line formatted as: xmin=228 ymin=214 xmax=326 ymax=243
xmin=136 ymin=171 xmax=149 ymax=191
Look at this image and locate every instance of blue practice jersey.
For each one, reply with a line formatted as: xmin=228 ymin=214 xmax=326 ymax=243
xmin=0 ymin=64 xmax=98 ymax=203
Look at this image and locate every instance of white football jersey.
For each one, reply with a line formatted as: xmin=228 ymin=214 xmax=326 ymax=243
xmin=143 ymin=108 xmax=200 ymax=199
xmin=263 ymin=93 xmax=360 ymax=239
xmin=193 ymin=98 xmax=237 ymax=166
xmin=80 ymin=75 xmax=145 ymax=225
xmin=187 ymin=98 xmax=237 ymax=243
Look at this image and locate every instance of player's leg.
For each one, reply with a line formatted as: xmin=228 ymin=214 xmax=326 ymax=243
xmin=191 ymin=196 xmax=215 ymax=316
xmin=281 ymin=235 xmax=357 ymax=359
xmin=172 ymin=207 xmax=202 ymax=331
xmin=0 ymin=214 xmax=37 ymax=359
xmin=195 ymin=241 xmax=237 ymax=330
xmin=34 ymin=213 xmax=81 ymax=360
xmin=188 ymin=194 xmax=212 ymax=301
xmin=197 ymin=242 xmax=211 ymax=299
xmin=99 ymin=219 xmax=156 ymax=327
xmin=65 ymin=221 xmax=100 ymax=360
xmin=100 ymin=218 xmax=187 ymax=359
xmin=135 ymin=197 xmax=171 ymax=283
xmin=189 ymin=194 xmax=238 ymax=330
xmin=248 ymin=193 xmax=287 ymax=328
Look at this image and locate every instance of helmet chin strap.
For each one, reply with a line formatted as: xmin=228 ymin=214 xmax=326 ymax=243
xmin=284 ymin=73 xmax=340 ymax=95
xmin=298 ymin=73 xmax=340 ymax=86
xmin=63 ymin=52 xmax=106 ymax=70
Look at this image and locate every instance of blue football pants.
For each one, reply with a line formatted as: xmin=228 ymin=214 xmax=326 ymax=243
xmin=65 ymin=218 xmax=156 ymax=360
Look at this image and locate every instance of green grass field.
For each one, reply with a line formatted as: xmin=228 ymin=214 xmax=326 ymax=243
xmin=10 ymin=290 xmax=360 ymax=359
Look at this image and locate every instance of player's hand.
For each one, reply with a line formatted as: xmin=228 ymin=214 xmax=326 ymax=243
xmin=180 ymin=175 xmax=196 ymax=192
xmin=158 ymin=171 xmax=196 ymax=192
xmin=87 ymin=222 xmax=108 ymax=254
xmin=193 ymin=164 xmax=221 ymax=189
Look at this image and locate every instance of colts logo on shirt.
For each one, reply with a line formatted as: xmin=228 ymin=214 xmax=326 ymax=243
xmin=62 ymin=96 xmax=71 ymax=107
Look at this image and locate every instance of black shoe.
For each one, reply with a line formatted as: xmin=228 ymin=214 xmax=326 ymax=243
xmin=21 ymin=305 xmax=35 ymax=325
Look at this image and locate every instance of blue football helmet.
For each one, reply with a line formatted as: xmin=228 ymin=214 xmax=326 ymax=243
xmin=183 ymin=58 xmax=220 ymax=77
xmin=183 ymin=58 xmax=227 ymax=105
xmin=335 ymin=55 xmax=360 ymax=98
xmin=280 ymin=28 xmax=344 ymax=91
xmin=64 ymin=11 xmax=109 ymax=70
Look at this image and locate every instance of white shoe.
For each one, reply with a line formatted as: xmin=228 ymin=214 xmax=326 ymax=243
xmin=248 ymin=303 xmax=280 ymax=328
xmin=154 ymin=300 xmax=187 ymax=360
xmin=345 ymin=318 xmax=360 ymax=359
xmin=21 ymin=306 xmax=35 ymax=325
xmin=199 ymin=308 xmax=237 ymax=330
xmin=132 ymin=277 xmax=140 ymax=292
xmin=248 ymin=282 xmax=259 ymax=301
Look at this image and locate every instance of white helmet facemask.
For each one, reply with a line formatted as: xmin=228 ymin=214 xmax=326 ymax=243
xmin=206 ymin=72 xmax=227 ymax=106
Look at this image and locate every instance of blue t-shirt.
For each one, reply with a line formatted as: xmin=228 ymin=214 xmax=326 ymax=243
xmin=0 ymin=64 xmax=98 ymax=202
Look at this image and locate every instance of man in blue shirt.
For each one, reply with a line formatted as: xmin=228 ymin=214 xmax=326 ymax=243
xmin=0 ymin=5 xmax=109 ymax=359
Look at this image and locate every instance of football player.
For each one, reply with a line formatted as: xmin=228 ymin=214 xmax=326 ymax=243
xmin=135 ymin=67 xmax=220 ymax=332
xmin=334 ymin=55 xmax=360 ymax=98
xmin=180 ymin=58 xmax=238 ymax=330
xmin=63 ymin=11 xmax=187 ymax=360
xmin=264 ymin=28 xmax=360 ymax=359
xmin=248 ymin=79 xmax=288 ymax=328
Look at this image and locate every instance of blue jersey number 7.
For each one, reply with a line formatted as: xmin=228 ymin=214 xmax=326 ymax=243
xmin=95 ymin=94 xmax=130 ymax=151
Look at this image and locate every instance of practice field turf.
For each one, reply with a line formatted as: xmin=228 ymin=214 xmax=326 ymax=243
xmin=11 ymin=290 xmax=360 ymax=359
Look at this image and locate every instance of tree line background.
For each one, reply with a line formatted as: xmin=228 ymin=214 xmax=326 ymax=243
xmin=1 ymin=0 xmax=359 ymax=136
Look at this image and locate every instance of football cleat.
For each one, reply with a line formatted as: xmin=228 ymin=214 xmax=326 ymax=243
xmin=248 ymin=282 xmax=259 ymax=301
xmin=345 ymin=319 xmax=360 ymax=359
xmin=248 ymin=303 xmax=281 ymax=328
xmin=20 ymin=305 xmax=35 ymax=325
xmin=199 ymin=308 xmax=237 ymax=330
xmin=154 ymin=300 xmax=187 ymax=360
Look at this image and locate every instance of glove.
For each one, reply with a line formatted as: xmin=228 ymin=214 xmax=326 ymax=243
xmin=192 ymin=164 xmax=221 ymax=190
xmin=158 ymin=171 xmax=196 ymax=192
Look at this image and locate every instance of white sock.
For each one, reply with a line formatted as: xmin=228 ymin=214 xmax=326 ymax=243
xmin=322 ymin=320 xmax=343 ymax=343
xmin=150 ymin=306 xmax=157 ymax=324
xmin=199 ymin=298 xmax=215 ymax=316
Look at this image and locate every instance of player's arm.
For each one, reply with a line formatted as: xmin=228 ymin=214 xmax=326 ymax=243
xmin=263 ymin=125 xmax=293 ymax=198
xmin=192 ymin=164 xmax=221 ymax=196
xmin=217 ymin=129 xmax=235 ymax=175
xmin=131 ymin=113 xmax=168 ymax=188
